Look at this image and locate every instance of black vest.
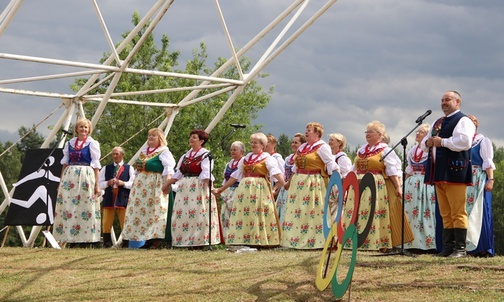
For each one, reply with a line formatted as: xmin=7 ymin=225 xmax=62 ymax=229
xmin=102 ymin=164 xmax=131 ymax=208
xmin=425 ymin=111 xmax=472 ymax=185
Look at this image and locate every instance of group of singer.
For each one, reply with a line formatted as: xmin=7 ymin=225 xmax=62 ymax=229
xmin=52 ymin=90 xmax=495 ymax=257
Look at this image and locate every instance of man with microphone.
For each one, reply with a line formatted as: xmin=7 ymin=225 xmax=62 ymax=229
xmin=422 ymin=90 xmax=475 ymax=258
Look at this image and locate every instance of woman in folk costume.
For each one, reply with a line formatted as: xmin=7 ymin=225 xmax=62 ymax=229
xmin=349 ymin=121 xmax=414 ymax=251
xmin=122 ymin=128 xmax=176 ymax=249
xmin=53 ymin=118 xmax=102 ymax=247
xmin=219 ymin=141 xmax=245 ymax=238
xmin=265 ymin=134 xmax=286 ymax=198
xmin=327 ymin=132 xmax=353 ymax=222
xmin=213 ymin=132 xmax=285 ymax=247
xmin=276 ymin=133 xmax=305 ymax=226
xmin=465 ymin=115 xmax=495 ymax=257
xmin=282 ymin=122 xmax=339 ymax=250
xmin=403 ymin=124 xmax=438 ymax=251
xmin=164 ymin=129 xmax=221 ymax=248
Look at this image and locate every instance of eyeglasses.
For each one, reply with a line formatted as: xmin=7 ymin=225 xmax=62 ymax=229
xmin=364 ymin=131 xmax=379 ymax=134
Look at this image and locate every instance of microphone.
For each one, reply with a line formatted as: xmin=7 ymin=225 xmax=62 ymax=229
xmin=230 ymin=123 xmax=246 ymax=128
xmin=61 ymin=129 xmax=73 ymax=136
xmin=415 ymin=110 xmax=432 ymax=124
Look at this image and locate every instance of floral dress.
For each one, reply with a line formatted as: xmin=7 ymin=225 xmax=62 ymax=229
xmin=282 ymin=140 xmax=338 ymax=249
xmin=170 ymin=148 xmax=221 ymax=247
xmin=220 ymin=158 xmax=241 ymax=238
xmin=53 ymin=137 xmax=101 ymax=243
xmin=345 ymin=142 xmax=413 ymax=250
xmin=122 ymin=146 xmax=175 ymax=241
xmin=403 ymin=144 xmax=437 ymax=250
xmin=226 ymin=152 xmax=282 ymax=246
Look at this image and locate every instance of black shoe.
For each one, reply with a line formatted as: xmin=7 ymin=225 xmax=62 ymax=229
xmin=436 ymin=228 xmax=455 ymax=257
xmin=102 ymin=233 xmax=113 ymax=248
xmin=139 ymin=240 xmax=153 ymax=249
xmin=448 ymin=228 xmax=467 ymax=259
xmin=448 ymin=250 xmax=467 ymax=258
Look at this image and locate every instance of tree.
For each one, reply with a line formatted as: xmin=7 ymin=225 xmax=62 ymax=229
xmin=492 ymin=145 xmax=504 ymax=255
xmin=72 ymin=11 xmax=272 ymax=184
xmin=276 ymin=134 xmax=291 ymax=158
xmin=16 ymin=125 xmax=45 ymax=162
xmin=0 ymin=140 xmax=23 ymax=246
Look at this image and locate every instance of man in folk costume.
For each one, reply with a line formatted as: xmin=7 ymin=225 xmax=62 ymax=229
xmin=99 ymin=147 xmax=135 ymax=248
xmin=423 ymin=91 xmax=475 ymax=258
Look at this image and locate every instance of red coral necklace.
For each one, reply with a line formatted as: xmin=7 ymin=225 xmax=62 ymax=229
xmin=412 ymin=145 xmax=424 ymax=162
xmin=245 ymin=152 xmax=263 ymax=165
xmin=146 ymin=145 xmax=159 ymax=155
xmin=74 ymin=136 xmax=87 ymax=150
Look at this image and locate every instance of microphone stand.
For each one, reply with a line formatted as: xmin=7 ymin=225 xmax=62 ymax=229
xmin=378 ymin=122 xmax=425 ymax=257
xmin=220 ymin=129 xmax=238 ymax=156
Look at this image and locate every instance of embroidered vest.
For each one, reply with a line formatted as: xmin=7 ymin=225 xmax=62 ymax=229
xmin=68 ymin=142 xmax=91 ymax=166
xmin=102 ymin=164 xmax=131 ymax=208
xmin=425 ymin=111 xmax=472 ymax=185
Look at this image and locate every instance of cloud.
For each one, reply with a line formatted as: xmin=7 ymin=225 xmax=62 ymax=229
xmin=1 ymin=0 xmax=503 ymax=150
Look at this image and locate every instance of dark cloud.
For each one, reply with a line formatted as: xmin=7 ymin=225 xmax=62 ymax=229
xmin=1 ymin=0 xmax=503 ymax=149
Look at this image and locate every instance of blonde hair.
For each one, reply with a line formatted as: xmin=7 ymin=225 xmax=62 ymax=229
xmin=250 ymin=132 xmax=268 ymax=146
xmin=467 ymin=115 xmax=478 ymax=130
xmin=148 ymin=128 xmax=168 ymax=146
xmin=418 ymin=123 xmax=431 ymax=134
xmin=367 ymin=120 xmax=385 ymax=137
xmin=306 ymin=122 xmax=324 ymax=138
xmin=329 ymin=133 xmax=347 ymax=150
xmin=74 ymin=118 xmax=93 ymax=135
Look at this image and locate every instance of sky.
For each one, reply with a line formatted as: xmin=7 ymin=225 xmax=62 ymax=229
xmin=1 ymin=0 xmax=503 ymax=152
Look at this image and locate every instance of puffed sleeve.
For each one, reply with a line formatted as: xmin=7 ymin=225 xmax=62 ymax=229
xmin=172 ymin=154 xmax=185 ymax=180
xmin=405 ymin=147 xmax=415 ymax=175
xmin=60 ymin=141 xmax=70 ymax=165
xmin=230 ymin=157 xmax=246 ymax=181
xmin=265 ymin=154 xmax=282 ymax=176
xmin=336 ymin=153 xmax=353 ymax=178
xmin=480 ymin=137 xmax=496 ymax=171
xmin=382 ymin=147 xmax=402 ymax=177
xmin=443 ymin=116 xmax=475 ymax=151
xmin=89 ymin=138 xmax=101 ymax=170
xmin=199 ymin=150 xmax=214 ymax=181
xmin=318 ymin=142 xmax=339 ymax=175
xmin=160 ymin=147 xmax=176 ymax=176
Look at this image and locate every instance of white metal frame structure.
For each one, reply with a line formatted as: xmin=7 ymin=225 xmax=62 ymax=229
xmin=0 ymin=0 xmax=339 ymax=247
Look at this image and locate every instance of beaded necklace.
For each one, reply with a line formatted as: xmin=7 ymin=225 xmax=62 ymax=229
xmin=74 ymin=136 xmax=87 ymax=150
xmin=230 ymin=158 xmax=240 ymax=170
xmin=146 ymin=145 xmax=159 ymax=156
xmin=412 ymin=145 xmax=424 ymax=162
xmin=244 ymin=152 xmax=263 ymax=165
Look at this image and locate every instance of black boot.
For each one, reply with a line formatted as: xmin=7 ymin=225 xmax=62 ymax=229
xmin=122 ymin=240 xmax=129 ymax=249
xmin=437 ymin=228 xmax=455 ymax=257
xmin=448 ymin=228 xmax=467 ymax=258
xmin=103 ymin=233 xmax=112 ymax=248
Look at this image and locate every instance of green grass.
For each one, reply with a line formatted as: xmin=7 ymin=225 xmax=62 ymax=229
xmin=0 ymin=247 xmax=503 ymax=301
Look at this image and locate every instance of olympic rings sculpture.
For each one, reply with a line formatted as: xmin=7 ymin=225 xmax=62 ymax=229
xmin=315 ymin=171 xmax=376 ymax=298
